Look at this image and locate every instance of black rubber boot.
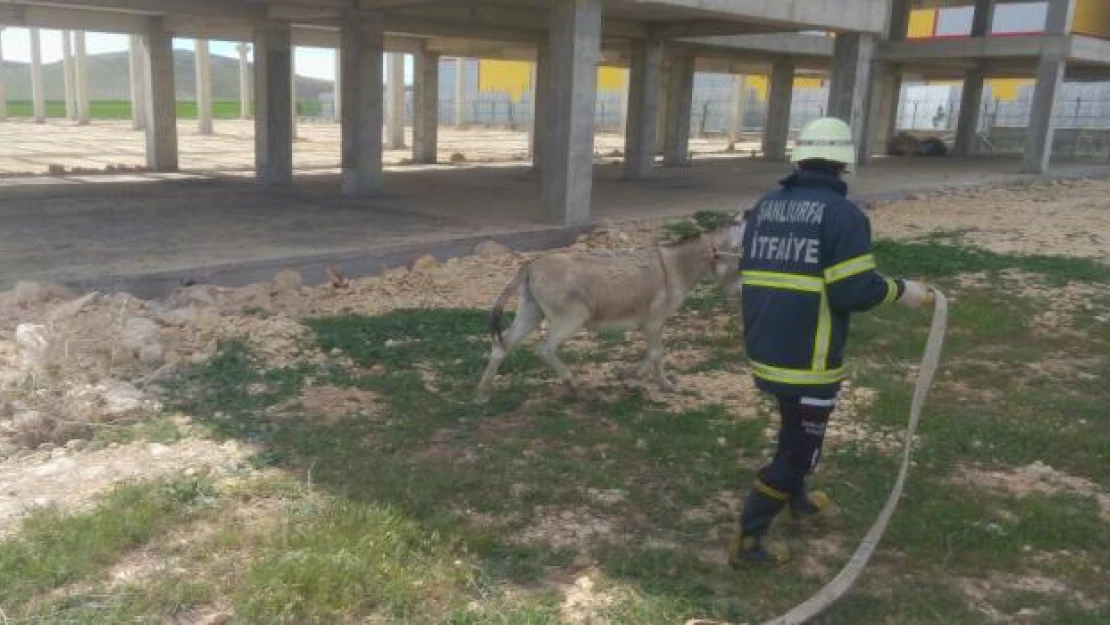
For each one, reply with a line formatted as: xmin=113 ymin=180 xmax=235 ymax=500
xmin=789 ymin=488 xmax=838 ymax=522
xmin=729 ymin=483 xmax=790 ymax=568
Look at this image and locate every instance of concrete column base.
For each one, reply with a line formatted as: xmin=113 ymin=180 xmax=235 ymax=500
xmin=340 ymin=13 xmax=385 ymax=197
xmin=954 ymin=69 xmax=986 ymax=157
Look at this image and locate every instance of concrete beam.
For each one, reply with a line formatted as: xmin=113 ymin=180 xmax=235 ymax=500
xmin=623 ymin=38 xmax=662 ymax=179
xmin=828 ymin=32 xmax=876 ymax=163
xmin=953 ymin=68 xmax=985 ymax=157
xmin=254 ymin=21 xmax=294 ymax=186
xmin=412 ymin=47 xmax=439 ymax=164
xmin=0 ymin=5 xmax=150 ymax=34
xmin=63 ymin=31 xmax=76 ymax=120
xmin=679 ymin=33 xmax=834 ymax=59
xmin=880 ymin=35 xmax=1063 ymax=62
xmin=196 ymin=38 xmax=214 ymax=134
xmin=662 ymin=53 xmax=695 ymax=167
xmin=620 ymin=0 xmax=887 ymax=34
xmin=386 ymin=52 xmax=406 ymax=149
xmin=74 ymin=30 xmax=89 ymax=124
xmin=340 ymin=12 xmax=384 ymax=196
xmin=30 ymin=27 xmax=45 ymax=123
xmin=129 ymin=34 xmax=147 ymax=130
xmin=762 ymin=60 xmax=793 ymax=161
xmin=143 ymin=18 xmax=179 ymax=171
xmin=542 ymin=0 xmax=602 ymax=227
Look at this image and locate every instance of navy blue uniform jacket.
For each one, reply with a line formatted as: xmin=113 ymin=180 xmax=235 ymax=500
xmin=739 ymin=168 xmax=906 ymax=399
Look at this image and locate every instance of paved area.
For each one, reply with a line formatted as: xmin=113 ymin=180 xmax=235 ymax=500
xmin=3 ymin=137 xmax=1109 ymax=296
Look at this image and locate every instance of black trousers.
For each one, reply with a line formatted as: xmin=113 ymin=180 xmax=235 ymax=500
xmin=740 ymin=395 xmax=835 ymax=538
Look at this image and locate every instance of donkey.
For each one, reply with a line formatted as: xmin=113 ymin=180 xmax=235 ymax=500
xmin=475 ymin=221 xmax=745 ymax=402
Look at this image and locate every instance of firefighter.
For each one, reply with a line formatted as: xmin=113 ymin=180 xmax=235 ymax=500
xmin=729 ymin=117 xmax=933 ymax=566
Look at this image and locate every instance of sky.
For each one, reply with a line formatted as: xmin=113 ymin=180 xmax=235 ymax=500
xmin=0 ymin=27 xmax=415 ymax=84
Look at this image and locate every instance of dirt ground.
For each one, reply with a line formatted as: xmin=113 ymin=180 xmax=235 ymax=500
xmin=0 ymin=175 xmax=1108 ymax=620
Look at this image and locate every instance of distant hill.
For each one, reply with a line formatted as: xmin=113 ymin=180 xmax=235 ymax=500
xmin=0 ymin=49 xmax=334 ymax=101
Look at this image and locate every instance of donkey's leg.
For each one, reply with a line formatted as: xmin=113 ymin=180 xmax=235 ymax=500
xmin=536 ymin=310 xmax=589 ymax=396
xmin=476 ymin=291 xmax=543 ymax=401
xmin=642 ymin=320 xmax=675 ymax=392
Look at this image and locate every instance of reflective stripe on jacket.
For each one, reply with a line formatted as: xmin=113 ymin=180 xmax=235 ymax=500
xmin=740 ymin=167 xmax=905 ymax=398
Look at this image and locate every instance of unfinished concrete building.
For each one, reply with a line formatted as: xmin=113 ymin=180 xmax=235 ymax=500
xmin=0 ymin=0 xmax=1106 ymax=233
xmin=0 ymin=0 xmax=889 ymax=228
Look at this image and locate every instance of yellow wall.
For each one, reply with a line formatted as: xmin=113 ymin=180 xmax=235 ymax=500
xmin=477 ymin=60 xmax=533 ymax=101
xmin=1073 ymin=0 xmax=1110 ymax=38
xmin=988 ymin=79 xmax=1030 ymax=101
xmin=908 ymin=8 xmax=937 ymax=38
xmin=477 ymin=60 xmax=627 ymax=102
xmin=747 ymin=75 xmax=824 ymax=101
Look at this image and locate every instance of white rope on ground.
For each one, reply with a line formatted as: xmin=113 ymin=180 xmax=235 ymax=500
xmin=759 ymin=288 xmax=949 ymax=625
xmin=687 ymin=288 xmax=950 ymax=625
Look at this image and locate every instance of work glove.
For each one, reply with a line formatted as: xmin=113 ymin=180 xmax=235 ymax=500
xmin=898 ymin=280 xmax=934 ymax=309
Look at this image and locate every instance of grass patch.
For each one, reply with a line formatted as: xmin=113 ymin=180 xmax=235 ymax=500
xmin=875 ymin=239 xmax=1110 ymax=284
xmin=0 ymin=476 xmax=219 ymax=614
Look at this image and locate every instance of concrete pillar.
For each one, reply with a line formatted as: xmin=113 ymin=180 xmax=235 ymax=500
xmin=762 ymin=61 xmax=794 ymax=162
xmin=531 ymin=45 xmax=550 ymax=170
xmin=386 ymin=53 xmax=406 ymax=149
xmin=62 ymin=32 xmax=77 ymax=121
xmin=413 ymin=48 xmax=439 ymax=164
xmin=332 ymin=48 xmax=341 ymax=122
xmin=654 ymin=56 xmax=672 ymax=155
xmin=30 ymin=28 xmax=45 ymax=123
xmin=75 ymin=32 xmax=90 ymax=125
xmin=290 ymin=48 xmax=298 ymax=140
xmin=662 ymin=54 xmax=695 ymax=167
xmin=622 ymin=39 xmax=662 ymax=179
xmin=618 ymin=70 xmax=630 ymax=137
xmin=254 ymin=21 xmax=294 ymax=186
xmin=541 ymin=0 xmax=602 ymax=226
xmin=195 ymin=38 xmax=214 ymax=135
xmin=888 ymin=0 xmax=912 ymax=42
xmin=828 ymin=32 xmax=877 ymax=164
xmin=454 ymin=57 xmax=466 ymax=127
xmin=729 ymin=74 xmax=747 ymax=144
xmin=867 ymin=65 xmax=902 ymax=157
xmin=144 ymin=19 xmax=179 ymax=171
xmin=0 ymin=28 xmax=7 ymax=122
xmin=1045 ymin=0 xmax=1077 ymax=34
xmin=1022 ymin=0 xmax=1075 ymax=173
xmin=971 ymin=0 xmax=995 ymax=37
xmin=340 ymin=13 xmax=384 ymax=196
xmin=954 ymin=69 xmax=986 ymax=157
xmin=129 ymin=35 xmax=147 ymax=130
xmin=237 ymin=43 xmax=251 ymax=119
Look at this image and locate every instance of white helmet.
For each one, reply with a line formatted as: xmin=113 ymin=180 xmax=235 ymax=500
xmin=791 ymin=117 xmax=856 ymax=167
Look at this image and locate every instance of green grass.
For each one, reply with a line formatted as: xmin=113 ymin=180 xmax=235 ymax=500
xmin=6 ymin=238 xmax=1110 ymax=624
xmin=2 ymin=99 xmax=325 ymax=120
xmin=0 ymin=476 xmax=220 ymax=614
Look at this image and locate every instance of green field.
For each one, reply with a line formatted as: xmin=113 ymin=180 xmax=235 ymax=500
xmin=2 ymin=220 xmax=1108 ymax=623
xmin=2 ymin=99 xmax=326 ymax=120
